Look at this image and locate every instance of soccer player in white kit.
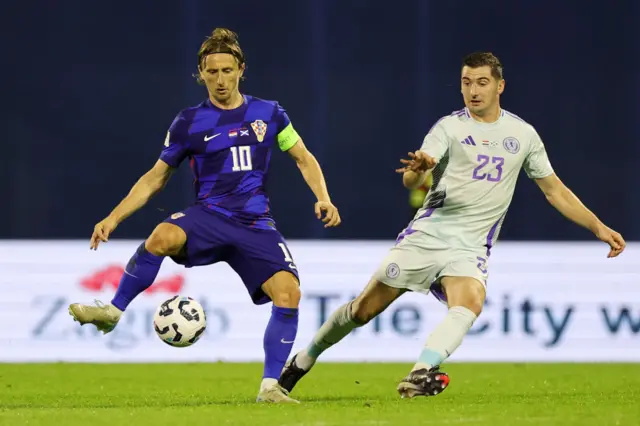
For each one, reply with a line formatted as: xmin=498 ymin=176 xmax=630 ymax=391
xmin=279 ymin=52 xmax=626 ymax=399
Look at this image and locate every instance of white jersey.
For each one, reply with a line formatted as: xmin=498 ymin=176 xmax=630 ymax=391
xmin=410 ymin=107 xmax=554 ymax=251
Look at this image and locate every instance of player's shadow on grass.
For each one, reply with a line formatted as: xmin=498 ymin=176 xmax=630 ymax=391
xmin=294 ymin=396 xmax=388 ymax=403
xmin=1 ymin=400 xmax=251 ymax=409
xmin=1 ymin=396 xmax=376 ymax=409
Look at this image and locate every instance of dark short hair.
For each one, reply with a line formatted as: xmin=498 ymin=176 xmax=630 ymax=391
xmin=462 ymin=52 xmax=503 ymax=80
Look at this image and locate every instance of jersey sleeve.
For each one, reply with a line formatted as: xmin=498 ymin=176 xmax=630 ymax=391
xmin=419 ymin=118 xmax=450 ymax=161
xmin=523 ymin=127 xmax=554 ymax=179
xmin=159 ymin=112 xmax=190 ymax=168
xmin=274 ymin=103 xmax=300 ymax=152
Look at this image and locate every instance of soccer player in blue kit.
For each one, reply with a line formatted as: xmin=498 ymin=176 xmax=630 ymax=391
xmin=69 ymin=28 xmax=341 ymax=404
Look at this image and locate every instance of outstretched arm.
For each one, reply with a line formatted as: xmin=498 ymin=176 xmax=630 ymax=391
xmin=535 ymin=173 xmax=625 ymax=257
xmin=90 ymin=160 xmax=175 ymax=249
xmin=109 ymin=159 xmax=175 ymax=223
xmin=286 ymin=139 xmax=341 ymax=228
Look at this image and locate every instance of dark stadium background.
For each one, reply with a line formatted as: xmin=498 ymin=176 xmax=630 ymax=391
xmin=3 ymin=0 xmax=638 ymax=242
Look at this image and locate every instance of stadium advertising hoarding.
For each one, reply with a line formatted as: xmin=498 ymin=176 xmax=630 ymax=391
xmin=1 ymin=240 xmax=638 ymax=362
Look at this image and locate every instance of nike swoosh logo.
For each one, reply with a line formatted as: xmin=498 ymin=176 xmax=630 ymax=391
xmin=204 ymin=133 xmax=221 ymax=141
xmin=281 ymin=338 xmax=294 ymax=344
xmin=124 ymin=270 xmax=139 ymax=279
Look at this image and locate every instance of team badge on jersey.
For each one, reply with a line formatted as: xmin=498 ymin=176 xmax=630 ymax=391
xmin=503 ymin=137 xmax=520 ymax=154
xmin=251 ymin=120 xmax=267 ymax=142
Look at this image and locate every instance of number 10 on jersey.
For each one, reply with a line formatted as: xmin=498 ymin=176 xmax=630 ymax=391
xmin=230 ymin=146 xmax=252 ymax=171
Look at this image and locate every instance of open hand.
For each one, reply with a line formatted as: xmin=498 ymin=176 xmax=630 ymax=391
xmin=395 ymin=151 xmax=437 ymax=173
xmin=315 ymin=201 xmax=341 ymax=228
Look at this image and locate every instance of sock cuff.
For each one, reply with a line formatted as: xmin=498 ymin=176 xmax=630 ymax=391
xmin=344 ymin=300 xmax=354 ymax=321
xmin=345 ymin=300 xmax=365 ymax=325
xmin=111 ymin=299 xmax=127 ymax=312
xmin=138 ymin=244 xmax=165 ymax=264
xmin=449 ymin=305 xmax=478 ymax=321
xmin=125 ymin=243 xmax=163 ymax=273
xmin=272 ymin=305 xmax=299 ymax=319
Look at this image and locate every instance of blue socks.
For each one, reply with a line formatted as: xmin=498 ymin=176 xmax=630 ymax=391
xmin=111 ymin=243 xmax=164 ymax=311
xmin=263 ymin=305 xmax=299 ymax=380
xmin=112 ymin=243 xmax=300 ymax=386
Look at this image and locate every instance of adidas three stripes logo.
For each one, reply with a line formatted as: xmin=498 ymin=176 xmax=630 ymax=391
xmin=460 ymin=135 xmax=476 ymax=146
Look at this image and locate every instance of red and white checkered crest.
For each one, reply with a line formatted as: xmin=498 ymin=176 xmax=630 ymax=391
xmin=251 ymin=120 xmax=267 ymax=142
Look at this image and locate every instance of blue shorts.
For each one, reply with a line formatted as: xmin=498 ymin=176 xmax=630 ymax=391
xmin=163 ymin=204 xmax=299 ymax=305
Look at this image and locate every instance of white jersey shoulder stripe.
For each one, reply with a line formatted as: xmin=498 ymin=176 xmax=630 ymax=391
xmin=427 ymin=112 xmax=458 ymax=135
xmin=503 ymin=109 xmax=527 ymax=123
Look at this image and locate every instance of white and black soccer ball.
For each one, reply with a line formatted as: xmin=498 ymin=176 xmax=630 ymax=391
xmin=153 ymin=296 xmax=206 ymax=348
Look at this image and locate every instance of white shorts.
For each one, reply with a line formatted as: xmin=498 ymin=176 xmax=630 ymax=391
xmin=373 ymin=230 xmax=489 ymax=304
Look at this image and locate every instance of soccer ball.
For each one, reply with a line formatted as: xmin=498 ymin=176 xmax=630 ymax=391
xmin=153 ymin=296 xmax=206 ymax=347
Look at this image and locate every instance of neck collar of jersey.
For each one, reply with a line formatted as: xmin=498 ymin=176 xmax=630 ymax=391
xmin=465 ymin=107 xmax=505 ymax=128
xmin=206 ymin=94 xmax=248 ymax=111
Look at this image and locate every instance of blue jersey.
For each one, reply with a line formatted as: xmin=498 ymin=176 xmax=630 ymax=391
xmin=159 ymin=95 xmax=300 ymax=230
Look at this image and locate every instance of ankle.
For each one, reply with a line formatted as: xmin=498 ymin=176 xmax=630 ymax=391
xmin=295 ymin=350 xmax=316 ymax=370
xmin=260 ymin=378 xmax=278 ymax=391
xmin=107 ymin=303 xmax=124 ymax=317
xmin=412 ymin=362 xmax=433 ymax=372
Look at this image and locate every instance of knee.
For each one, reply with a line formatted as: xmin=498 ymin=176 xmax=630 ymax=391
xmin=350 ymin=297 xmax=377 ymax=325
xmin=145 ymin=224 xmax=186 ymax=257
xmin=461 ymin=295 xmax=484 ymax=317
xmin=266 ymin=272 xmax=301 ymax=308
xmin=443 ymin=278 xmax=486 ymax=316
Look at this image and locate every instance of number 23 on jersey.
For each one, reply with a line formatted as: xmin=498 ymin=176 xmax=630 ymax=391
xmin=472 ymin=154 xmax=504 ymax=182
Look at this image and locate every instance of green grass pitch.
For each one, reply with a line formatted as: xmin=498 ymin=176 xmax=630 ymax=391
xmin=0 ymin=363 xmax=638 ymax=425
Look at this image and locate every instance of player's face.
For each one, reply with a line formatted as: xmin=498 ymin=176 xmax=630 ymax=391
xmin=461 ymin=66 xmax=505 ymax=116
xmin=200 ymin=53 xmax=244 ymax=104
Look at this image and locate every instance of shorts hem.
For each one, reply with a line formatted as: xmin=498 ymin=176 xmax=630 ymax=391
xmin=375 ymin=276 xmax=431 ymax=296
xmin=436 ymin=273 xmax=487 ymax=289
